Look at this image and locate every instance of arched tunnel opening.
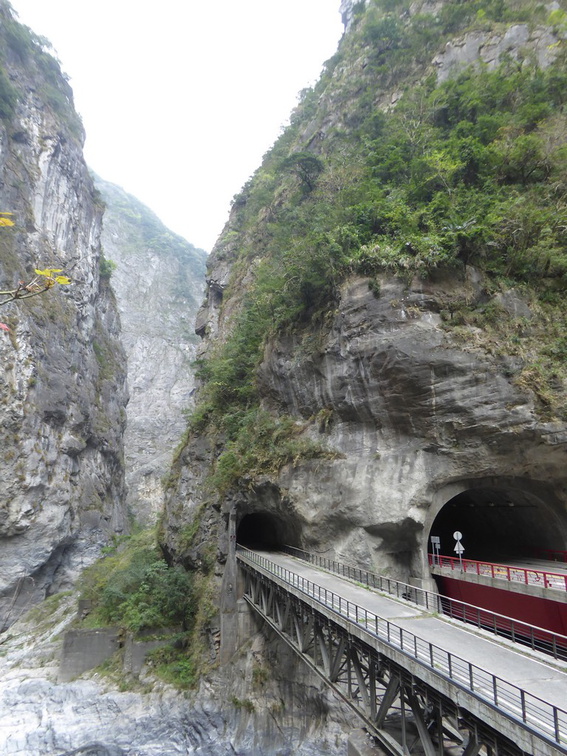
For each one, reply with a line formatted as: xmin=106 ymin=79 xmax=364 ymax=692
xmin=237 ymin=512 xmax=298 ymax=551
xmin=427 ymin=483 xmax=567 ymax=638
xmin=429 ymin=486 xmax=566 ymax=564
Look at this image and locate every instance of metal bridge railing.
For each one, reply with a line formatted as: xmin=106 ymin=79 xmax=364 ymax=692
xmin=281 ymin=544 xmax=567 ymax=662
xmin=237 ymin=547 xmax=567 ymax=750
xmin=429 ymin=553 xmax=567 ymax=591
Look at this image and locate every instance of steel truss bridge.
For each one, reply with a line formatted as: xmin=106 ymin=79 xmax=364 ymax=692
xmin=236 ymin=547 xmax=567 ymax=756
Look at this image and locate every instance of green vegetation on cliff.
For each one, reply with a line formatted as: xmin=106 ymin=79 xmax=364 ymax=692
xmin=187 ymin=0 xmax=567 ymax=490
xmin=0 ymin=2 xmax=83 ymax=138
xmin=78 ymin=528 xmax=216 ymax=688
xmin=228 ymin=5 xmax=567 ymax=301
xmin=79 ymin=530 xmax=194 ymax=633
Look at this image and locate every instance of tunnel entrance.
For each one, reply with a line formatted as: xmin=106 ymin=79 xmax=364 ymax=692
xmin=426 ymin=481 xmax=567 ymax=638
xmin=428 ymin=485 xmax=566 ymax=563
xmin=237 ymin=513 xmax=288 ymax=550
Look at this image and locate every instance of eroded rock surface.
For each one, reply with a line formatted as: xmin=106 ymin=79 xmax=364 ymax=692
xmin=95 ymin=178 xmax=207 ymax=525
xmin=0 ymin=4 xmax=127 ymax=626
xmin=170 ymin=261 xmax=567 ymax=586
xmin=258 ymin=275 xmax=567 ymax=576
xmin=433 ymin=24 xmax=560 ymax=82
xmin=0 ymin=597 xmax=351 ymax=756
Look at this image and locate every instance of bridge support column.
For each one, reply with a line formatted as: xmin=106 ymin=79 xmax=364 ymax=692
xmin=220 ymin=507 xmax=239 ymax=665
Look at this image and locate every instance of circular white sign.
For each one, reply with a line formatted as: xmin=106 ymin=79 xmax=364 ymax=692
xmin=453 ymin=531 xmax=462 ymax=541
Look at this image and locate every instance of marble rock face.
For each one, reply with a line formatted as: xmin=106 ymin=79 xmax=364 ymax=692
xmin=164 ymin=0 xmax=567 ymax=585
xmin=433 ymin=24 xmax=560 ymax=82
xmin=256 ymin=275 xmax=567 ymax=577
xmin=95 ymin=178 xmax=206 ymax=526
xmin=0 ymin=8 xmax=128 ymax=627
xmin=180 ymin=258 xmax=567 ymax=584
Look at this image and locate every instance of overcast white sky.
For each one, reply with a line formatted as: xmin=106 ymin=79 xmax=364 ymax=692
xmin=10 ymin=1 xmax=344 ymax=252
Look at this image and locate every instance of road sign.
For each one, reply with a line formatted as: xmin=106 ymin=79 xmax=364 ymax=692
xmin=453 ymin=531 xmax=464 ymax=568
xmin=430 ymin=536 xmax=441 ymax=565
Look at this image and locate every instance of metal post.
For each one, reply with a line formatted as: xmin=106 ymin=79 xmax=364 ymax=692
xmin=401 ymin=687 xmax=407 ymax=754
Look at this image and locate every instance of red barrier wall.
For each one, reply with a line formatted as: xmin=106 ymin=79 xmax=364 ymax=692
xmin=434 ymin=575 xmax=567 ymax=636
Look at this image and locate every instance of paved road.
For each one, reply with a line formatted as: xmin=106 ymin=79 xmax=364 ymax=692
xmin=258 ymin=551 xmax=567 ymax=711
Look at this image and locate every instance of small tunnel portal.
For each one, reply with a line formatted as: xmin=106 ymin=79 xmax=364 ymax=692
xmin=429 ymin=486 xmax=566 ymax=563
xmin=237 ymin=512 xmax=292 ymax=551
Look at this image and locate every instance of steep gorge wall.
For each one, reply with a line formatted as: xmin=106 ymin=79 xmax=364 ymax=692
xmin=0 ymin=4 xmax=128 ymax=626
xmin=163 ymin=0 xmax=567 ymax=589
xmin=157 ymin=0 xmax=567 ymax=735
xmin=95 ymin=178 xmax=207 ymax=525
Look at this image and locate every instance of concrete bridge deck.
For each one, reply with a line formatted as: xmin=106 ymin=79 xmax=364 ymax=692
xmin=238 ymin=548 xmax=567 ymax=755
xmin=263 ymin=551 xmax=567 ymax=709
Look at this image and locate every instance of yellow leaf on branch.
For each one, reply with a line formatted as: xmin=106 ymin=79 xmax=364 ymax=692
xmin=0 ymin=215 xmax=72 ymax=320
xmin=34 ymin=268 xmax=64 ymax=277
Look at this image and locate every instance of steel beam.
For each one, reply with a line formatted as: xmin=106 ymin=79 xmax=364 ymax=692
xmin=240 ymin=561 xmax=533 ymax=756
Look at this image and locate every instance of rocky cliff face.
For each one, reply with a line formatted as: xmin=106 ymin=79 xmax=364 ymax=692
xmin=163 ymin=0 xmax=567 ymax=622
xmin=175 ymin=269 xmax=567 ymax=586
xmin=163 ymin=3 xmax=567 ymax=580
xmin=255 ymin=274 xmax=567 ymax=578
xmin=340 ymin=0 xmax=359 ymax=30
xmin=158 ymin=0 xmax=567 ymax=729
xmin=0 ymin=3 xmax=128 ymax=627
xmin=95 ymin=178 xmax=207 ymax=525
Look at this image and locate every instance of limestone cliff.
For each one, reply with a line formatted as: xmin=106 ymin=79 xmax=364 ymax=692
xmin=95 ymin=177 xmax=207 ymax=525
xmin=164 ymin=0 xmax=567 ymax=614
xmin=0 ymin=3 xmax=127 ymax=627
xmin=160 ymin=0 xmax=567 ymax=734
